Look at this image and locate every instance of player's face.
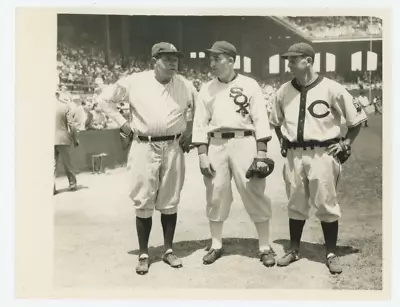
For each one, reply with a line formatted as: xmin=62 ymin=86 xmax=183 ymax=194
xmin=287 ymin=55 xmax=310 ymax=76
xmin=155 ymin=54 xmax=179 ymax=77
xmin=209 ymin=54 xmax=232 ymax=78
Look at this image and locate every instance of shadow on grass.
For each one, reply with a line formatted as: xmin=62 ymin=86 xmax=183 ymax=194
xmin=128 ymin=237 xmax=262 ymax=264
xmin=273 ymin=239 xmax=360 ymax=264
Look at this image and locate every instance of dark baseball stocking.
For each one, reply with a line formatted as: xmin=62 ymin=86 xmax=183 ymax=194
xmin=289 ymin=218 xmax=306 ymax=251
xmin=136 ymin=216 xmax=152 ymax=255
xmin=321 ymin=220 xmax=339 ymax=255
xmin=161 ymin=213 xmax=177 ymax=252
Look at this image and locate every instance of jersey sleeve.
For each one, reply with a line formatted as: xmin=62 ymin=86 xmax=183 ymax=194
xmin=95 ymin=76 xmax=131 ymax=127
xmin=331 ymin=83 xmax=367 ymax=128
xmin=249 ymin=81 xmax=272 ymax=141
xmin=268 ymin=87 xmax=284 ymax=127
xmin=186 ymin=80 xmax=198 ymax=122
xmin=192 ymin=88 xmax=211 ymax=144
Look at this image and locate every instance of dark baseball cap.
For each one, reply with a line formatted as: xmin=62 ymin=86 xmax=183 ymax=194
xmin=206 ymin=41 xmax=237 ymax=58
xmin=281 ymin=42 xmax=315 ymax=59
xmin=152 ymin=42 xmax=184 ymax=58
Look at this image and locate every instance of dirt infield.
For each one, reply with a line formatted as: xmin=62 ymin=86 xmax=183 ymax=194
xmin=54 ymin=115 xmax=382 ymax=290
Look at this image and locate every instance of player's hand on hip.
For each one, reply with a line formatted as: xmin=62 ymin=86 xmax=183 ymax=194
xmin=73 ymin=139 xmax=80 ymax=147
xmin=326 ymin=143 xmax=342 ymax=156
xmin=199 ymin=154 xmax=216 ymax=178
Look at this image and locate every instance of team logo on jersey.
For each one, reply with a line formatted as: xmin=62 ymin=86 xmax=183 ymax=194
xmin=230 ymin=87 xmax=249 ymax=117
xmin=352 ymin=99 xmax=363 ymax=113
xmin=307 ymin=100 xmax=330 ymax=119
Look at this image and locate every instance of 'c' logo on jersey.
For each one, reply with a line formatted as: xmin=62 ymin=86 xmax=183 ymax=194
xmin=307 ymin=100 xmax=330 ymax=119
xmin=230 ymin=87 xmax=249 ymax=116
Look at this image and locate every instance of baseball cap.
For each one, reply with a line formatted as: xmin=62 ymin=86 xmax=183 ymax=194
xmin=281 ymin=42 xmax=315 ymax=59
xmin=151 ymin=42 xmax=184 ymax=58
xmin=206 ymin=41 xmax=237 ymax=58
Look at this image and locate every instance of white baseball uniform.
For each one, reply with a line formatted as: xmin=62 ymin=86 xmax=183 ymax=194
xmin=192 ymin=73 xmax=272 ymax=223
xmin=95 ymin=70 xmax=197 ymax=218
xmin=269 ymin=75 xmax=367 ymax=222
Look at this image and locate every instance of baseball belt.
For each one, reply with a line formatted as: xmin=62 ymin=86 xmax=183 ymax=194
xmin=137 ymin=134 xmax=182 ymax=142
xmin=286 ymin=138 xmax=341 ymax=150
xmin=210 ymin=130 xmax=254 ymax=139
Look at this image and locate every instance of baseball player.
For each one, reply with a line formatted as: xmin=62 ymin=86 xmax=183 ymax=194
xmin=95 ymin=42 xmax=196 ymax=275
xmin=356 ymin=91 xmax=371 ymax=127
xmin=269 ymin=43 xmax=367 ymax=274
xmin=192 ymin=41 xmax=276 ymax=267
xmin=54 ymin=92 xmax=79 ymax=195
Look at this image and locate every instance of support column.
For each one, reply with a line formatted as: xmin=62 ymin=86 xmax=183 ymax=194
xmin=362 ymin=49 xmax=368 ymax=72
xmin=104 ymin=15 xmax=111 ymax=67
xmin=320 ymin=51 xmax=326 ymax=74
xmin=121 ymin=16 xmax=130 ymax=69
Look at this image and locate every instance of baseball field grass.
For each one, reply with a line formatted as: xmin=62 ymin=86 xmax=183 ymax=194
xmin=54 ymin=114 xmax=383 ymax=291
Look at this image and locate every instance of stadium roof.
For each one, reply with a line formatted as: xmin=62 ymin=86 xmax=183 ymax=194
xmin=268 ymin=16 xmax=313 ymax=42
xmin=272 ymin=16 xmax=382 ymax=43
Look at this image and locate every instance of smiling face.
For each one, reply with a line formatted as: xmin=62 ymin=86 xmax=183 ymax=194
xmin=154 ymin=54 xmax=179 ymax=80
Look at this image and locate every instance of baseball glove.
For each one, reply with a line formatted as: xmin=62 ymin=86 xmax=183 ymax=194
xmin=335 ymin=141 xmax=351 ymax=164
xmin=280 ymin=138 xmax=289 ymax=158
xmin=119 ymin=125 xmax=134 ymax=151
xmin=245 ymin=157 xmax=275 ymax=179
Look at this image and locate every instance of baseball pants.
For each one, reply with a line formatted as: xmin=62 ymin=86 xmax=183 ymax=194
xmin=283 ymin=147 xmax=342 ymax=222
xmin=54 ymin=145 xmax=77 ymax=186
xmin=127 ymin=139 xmax=185 ymax=218
xmin=204 ymin=136 xmax=272 ymax=223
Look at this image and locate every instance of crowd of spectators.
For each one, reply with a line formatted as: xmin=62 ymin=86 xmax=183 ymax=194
xmin=57 ymin=36 xmax=382 ymax=131
xmin=283 ymin=16 xmax=382 ymax=39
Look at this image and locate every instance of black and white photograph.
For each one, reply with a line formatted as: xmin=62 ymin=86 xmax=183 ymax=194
xmin=52 ymin=12 xmax=384 ymax=291
xmin=11 ymin=5 xmax=392 ymax=301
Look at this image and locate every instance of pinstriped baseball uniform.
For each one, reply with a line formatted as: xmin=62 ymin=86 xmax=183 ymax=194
xmin=95 ymin=70 xmax=197 ymax=218
xmin=269 ymin=75 xmax=367 ymax=222
xmin=192 ymin=73 xmax=273 ymax=222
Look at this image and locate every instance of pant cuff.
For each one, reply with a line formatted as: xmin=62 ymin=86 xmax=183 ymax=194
xmin=288 ymin=212 xmax=309 ymax=221
xmin=158 ymin=207 xmax=178 ymax=215
xmin=317 ymin=215 xmax=340 ymax=223
xmin=135 ymin=209 xmax=154 ymax=219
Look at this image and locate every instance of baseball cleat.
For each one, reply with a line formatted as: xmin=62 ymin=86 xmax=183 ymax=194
xmin=162 ymin=251 xmax=183 ymax=268
xmin=326 ymin=254 xmax=342 ymax=274
xmin=260 ymin=248 xmax=276 ymax=267
xmin=68 ymin=184 xmax=78 ymax=191
xmin=277 ymin=249 xmax=300 ymax=267
xmin=136 ymin=255 xmax=150 ymax=275
xmin=203 ymin=248 xmax=223 ymax=265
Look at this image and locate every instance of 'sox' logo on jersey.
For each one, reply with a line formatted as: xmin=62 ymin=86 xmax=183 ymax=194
xmin=230 ymin=87 xmax=249 ymax=117
xmin=307 ymin=100 xmax=330 ymax=119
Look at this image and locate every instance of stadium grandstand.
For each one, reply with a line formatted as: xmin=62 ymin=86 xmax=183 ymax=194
xmin=57 ymin=15 xmax=382 ymax=129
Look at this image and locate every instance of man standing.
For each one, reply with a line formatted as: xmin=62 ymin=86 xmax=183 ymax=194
xmin=95 ymin=42 xmax=196 ymax=275
xmin=357 ymin=91 xmax=371 ymax=127
xmin=269 ymin=43 xmax=367 ymax=274
xmin=192 ymin=41 xmax=276 ymax=267
xmin=54 ymin=92 xmax=79 ymax=195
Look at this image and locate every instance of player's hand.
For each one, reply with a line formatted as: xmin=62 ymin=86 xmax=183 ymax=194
xmin=199 ymin=154 xmax=216 ymax=178
xmin=327 ymin=139 xmax=350 ymax=156
xmin=255 ymin=151 xmax=269 ymax=174
xmin=256 ymin=160 xmax=269 ymax=174
xmin=326 ymin=143 xmax=342 ymax=156
xmin=280 ymin=138 xmax=288 ymax=158
xmin=179 ymin=133 xmax=192 ymax=153
xmin=120 ymin=122 xmax=133 ymax=140
xmin=73 ymin=139 xmax=79 ymax=147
